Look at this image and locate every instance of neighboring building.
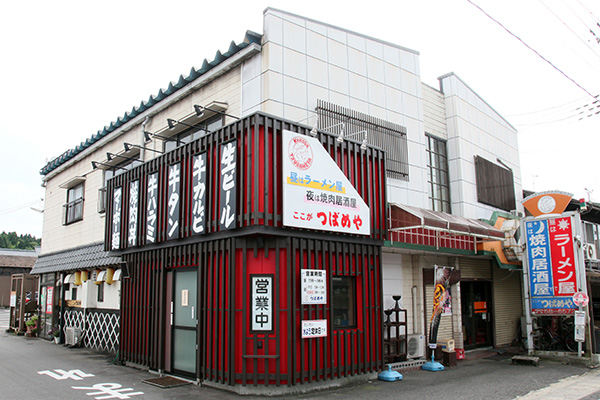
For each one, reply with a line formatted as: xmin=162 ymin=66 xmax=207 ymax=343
xmin=0 ymin=248 xmax=37 ymax=307
xmin=32 ymin=8 xmax=524 ymax=393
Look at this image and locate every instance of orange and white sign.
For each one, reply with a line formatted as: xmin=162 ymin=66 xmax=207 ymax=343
xmin=522 ymin=191 xmax=572 ymax=217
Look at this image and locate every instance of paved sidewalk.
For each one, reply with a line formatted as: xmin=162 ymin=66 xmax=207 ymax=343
xmin=515 ymin=368 xmax=600 ymax=400
xmin=1 ymin=329 xmax=598 ymax=400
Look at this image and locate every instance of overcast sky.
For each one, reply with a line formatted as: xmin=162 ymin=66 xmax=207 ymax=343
xmin=1 ymin=0 xmax=598 ymax=238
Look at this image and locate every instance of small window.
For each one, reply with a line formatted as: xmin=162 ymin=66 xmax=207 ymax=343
xmin=98 ymin=159 xmax=142 ymax=215
xmin=63 ymin=183 xmax=84 ymax=225
xmin=97 ymin=283 xmax=104 ymax=303
xmin=426 ymin=134 xmax=451 ymax=213
xmin=474 ymin=156 xmax=516 ymax=211
xmin=332 ymin=276 xmax=356 ymax=329
xmin=164 ymin=116 xmax=223 ymax=152
xmin=71 ymin=287 xmax=77 ymax=301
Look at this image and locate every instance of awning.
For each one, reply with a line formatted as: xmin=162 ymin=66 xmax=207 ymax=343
xmin=31 ymin=242 xmax=122 ymax=275
xmin=389 ymin=203 xmax=505 ymax=240
xmin=96 ymin=270 xmax=107 ymax=283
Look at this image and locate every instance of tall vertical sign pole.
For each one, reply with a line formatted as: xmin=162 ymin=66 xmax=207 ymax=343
xmin=520 ymin=220 xmax=535 ymax=355
xmin=572 ymin=213 xmax=589 ymax=358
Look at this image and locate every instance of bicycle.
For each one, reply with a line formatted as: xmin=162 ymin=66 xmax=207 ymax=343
xmin=532 ymin=316 xmax=578 ymax=352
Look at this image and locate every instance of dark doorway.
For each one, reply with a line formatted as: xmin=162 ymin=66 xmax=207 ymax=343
xmin=461 ymin=280 xmax=493 ymax=349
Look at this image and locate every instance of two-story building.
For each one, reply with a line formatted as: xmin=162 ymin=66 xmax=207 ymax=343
xmin=32 ymin=7 xmax=524 ymax=393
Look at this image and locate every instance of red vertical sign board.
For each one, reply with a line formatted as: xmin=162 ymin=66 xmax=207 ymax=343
xmin=548 ymin=217 xmax=577 ymax=296
xmin=46 ymin=286 xmax=53 ymax=314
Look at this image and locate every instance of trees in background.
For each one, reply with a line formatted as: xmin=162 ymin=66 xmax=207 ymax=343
xmin=0 ymin=232 xmax=41 ymax=250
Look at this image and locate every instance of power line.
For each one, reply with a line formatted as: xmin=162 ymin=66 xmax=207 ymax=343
xmin=576 ymin=0 xmax=600 ymax=26
xmin=541 ymin=0 xmax=600 ymax=62
xmin=467 ymin=0 xmax=598 ymax=101
xmin=0 ymin=199 xmax=43 ymax=216
xmin=506 ymin=91 xmax=597 ymax=117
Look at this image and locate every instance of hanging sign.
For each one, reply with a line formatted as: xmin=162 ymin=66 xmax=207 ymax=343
xmin=111 ymin=187 xmax=122 ymax=250
xmin=219 ymin=141 xmax=237 ymax=230
xmin=573 ymin=292 xmax=589 ymax=308
xmin=167 ymin=163 xmax=181 ymax=240
xmin=301 ymin=269 xmax=327 ymax=304
xmin=10 ymin=291 xmax=16 ymax=307
xmin=191 ymin=153 xmax=207 ymax=235
xmin=428 ymin=266 xmax=453 ymax=348
xmin=522 ymin=191 xmax=573 ymax=217
xmin=146 ymin=172 xmax=158 ymax=243
xmin=524 ymin=215 xmax=578 ymax=314
xmin=251 ymin=275 xmax=273 ymax=332
xmin=127 ymin=180 xmax=139 ymax=246
xmin=46 ymin=287 xmax=54 ymax=314
xmin=301 ymin=319 xmax=327 ymax=338
xmin=282 ymin=130 xmax=370 ymax=235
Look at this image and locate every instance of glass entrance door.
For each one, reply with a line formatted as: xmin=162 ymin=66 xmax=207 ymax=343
xmin=461 ymin=281 xmax=493 ymax=349
xmin=172 ymin=269 xmax=197 ymax=377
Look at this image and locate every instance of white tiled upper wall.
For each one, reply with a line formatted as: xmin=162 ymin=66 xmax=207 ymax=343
xmin=255 ymin=8 xmax=430 ymax=207
xmin=439 ymin=73 xmax=523 ymax=218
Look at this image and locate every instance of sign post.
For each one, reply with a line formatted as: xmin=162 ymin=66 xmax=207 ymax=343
xmin=573 ymin=291 xmax=589 ymax=357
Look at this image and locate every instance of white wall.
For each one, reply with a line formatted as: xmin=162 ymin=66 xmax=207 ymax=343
xmin=250 ymin=8 xmax=431 ymax=210
xmin=440 ymin=73 xmax=523 ymax=219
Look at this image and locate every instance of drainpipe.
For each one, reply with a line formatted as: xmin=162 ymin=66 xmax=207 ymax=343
xmin=412 ymin=285 xmax=418 ymax=333
xmin=140 ymin=116 xmax=150 ymax=161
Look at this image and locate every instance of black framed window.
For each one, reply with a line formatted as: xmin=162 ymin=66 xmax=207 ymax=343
xmin=332 ymin=276 xmax=356 ymax=329
xmin=64 ymin=183 xmax=84 ymax=225
xmin=426 ymin=134 xmax=451 ymax=213
xmin=71 ymin=287 xmax=77 ymax=301
xmin=97 ymin=283 xmax=104 ymax=303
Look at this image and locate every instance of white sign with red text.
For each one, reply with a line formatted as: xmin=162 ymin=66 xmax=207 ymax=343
xmin=282 ymin=130 xmax=370 ymax=235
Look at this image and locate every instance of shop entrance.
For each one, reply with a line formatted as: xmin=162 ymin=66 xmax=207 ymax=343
xmin=461 ymin=280 xmax=493 ymax=349
xmin=171 ymin=269 xmax=198 ymax=377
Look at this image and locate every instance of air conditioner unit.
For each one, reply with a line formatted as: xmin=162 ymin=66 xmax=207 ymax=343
xmin=583 ymin=243 xmax=597 ymax=260
xmin=65 ymin=327 xmax=83 ymax=346
xmin=407 ymin=334 xmax=425 ymax=359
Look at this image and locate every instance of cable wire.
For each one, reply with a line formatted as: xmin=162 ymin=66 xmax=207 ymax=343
xmin=467 ymin=0 xmax=598 ymax=101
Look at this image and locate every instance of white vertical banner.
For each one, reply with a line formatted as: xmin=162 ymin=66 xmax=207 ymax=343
xmin=111 ymin=187 xmax=122 ymax=250
xmin=167 ymin=163 xmax=181 ymax=240
xmin=282 ymin=130 xmax=370 ymax=235
xmin=219 ymin=141 xmax=237 ymax=230
xmin=146 ymin=172 xmax=158 ymax=243
xmin=191 ymin=153 xmax=207 ymax=235
xmin=127 ymin=180 xmax=139 ymax=246
xmin=251 ymin=275 xmax=273 ymax=332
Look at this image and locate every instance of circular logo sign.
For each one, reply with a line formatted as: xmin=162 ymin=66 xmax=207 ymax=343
xmin=288 ymin=136 xmax=313 ymax=171
xmin=537 ymin=195 xmax=557 ymax=214
xmin=572 ymin=291 xmax=589 ymax=307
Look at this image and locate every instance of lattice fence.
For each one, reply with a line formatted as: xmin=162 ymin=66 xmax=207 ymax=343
xmin=63 ymin=309 xmax=120 ymax=353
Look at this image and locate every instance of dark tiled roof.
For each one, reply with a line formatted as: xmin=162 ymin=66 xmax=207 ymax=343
xmin=31 ymin=243 xmax=122 ymax=275
xmin=40 ymin=31 xmax=262 ymax=176
xmin=0 ymin=254 xmax=37 ymax=269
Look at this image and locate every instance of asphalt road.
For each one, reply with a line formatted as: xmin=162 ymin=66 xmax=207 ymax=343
xmin=1 ymin=317 xmax=600 ymax=400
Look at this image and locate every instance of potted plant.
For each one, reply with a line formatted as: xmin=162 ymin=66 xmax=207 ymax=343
xmin=25 ymin=315 xmax=38 ymax=337
xmin=48 ymin=327 xmax=60 ymax=343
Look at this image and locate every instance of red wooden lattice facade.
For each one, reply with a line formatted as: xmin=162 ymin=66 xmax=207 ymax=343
xmin=105 ymin=112 xmax=387 ymax=388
